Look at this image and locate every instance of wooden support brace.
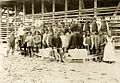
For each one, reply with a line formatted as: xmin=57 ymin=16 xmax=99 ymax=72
xmin=113 ymin=2 xmax=120 ymax=16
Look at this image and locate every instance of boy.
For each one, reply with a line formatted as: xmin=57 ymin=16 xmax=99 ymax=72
xmin=7 ymin=31 xmax=15 ymax=56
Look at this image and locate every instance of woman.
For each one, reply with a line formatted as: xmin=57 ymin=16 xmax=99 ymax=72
xmin=103 ymin=30 xmax=118 ymax=63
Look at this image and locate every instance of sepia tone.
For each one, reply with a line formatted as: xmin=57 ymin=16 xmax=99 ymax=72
xmin=0 ymin=0 xmax=120 ymax=83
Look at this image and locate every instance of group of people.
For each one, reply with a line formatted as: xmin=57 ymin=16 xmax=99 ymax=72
xmin=7 ymin=17 xmax=118 ymax=63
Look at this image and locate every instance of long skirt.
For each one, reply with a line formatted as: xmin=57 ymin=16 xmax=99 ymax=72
xmin=103 ymin=42 xmax=117 ymax=62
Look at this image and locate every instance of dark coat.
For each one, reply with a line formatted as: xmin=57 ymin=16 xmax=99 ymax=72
xmin=83 ymin=22 xmax=90 ymax=32
xmin=100 ymin=20 xmax=107 ymax=32
xmin=91 ymin=20 xmax=98 ymax=32
xmin=48 ymin=35 xmax=54 ymax=47
xmin=78 ymin=23 xmax=83 ymax=33
xmin=99 ymin=35 xmax=107 ymax=47
xmin=76 ymin=33 xmax=83 ymax=47
xmin=70 ymin=23 xmax=78 ymax=32
xmin=69 ymin=33 xmax=82 ymax=48
xmin=53 ymin=36 xmax=62 ymax=48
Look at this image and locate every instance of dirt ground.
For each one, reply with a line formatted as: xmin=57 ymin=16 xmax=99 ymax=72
xmin=0 ymin=44 xmax=120 ymax=83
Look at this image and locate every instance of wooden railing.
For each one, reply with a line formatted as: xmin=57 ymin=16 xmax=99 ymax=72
xmin=31 ymin=6 xmax=120 ymax=21
xmin=1 ymin=6 xmax=120 ymax=43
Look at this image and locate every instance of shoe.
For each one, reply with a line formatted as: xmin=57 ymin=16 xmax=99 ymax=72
xmin=61 ymin=61 xmax=64 ymax=62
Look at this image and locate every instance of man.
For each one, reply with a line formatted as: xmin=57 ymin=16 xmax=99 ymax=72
xmin=83 ymin=20 xmax=90 ymax=32
xmin=91 ymin=18 xmax=98 ymax=33
xmin=91 ymin=31 xmax=99 ymax=55
xmin=99 ymin=17 xmax=108 ymax=33
xmin=52 ymin=33 xmax=63 ymax=62
xmin=17 ymin=23 xmax=25 ymax=50
xmin=98 ymin=31 xmax=107 ymax=61
xmin=42 ymin=29 xmax=49 ymax=48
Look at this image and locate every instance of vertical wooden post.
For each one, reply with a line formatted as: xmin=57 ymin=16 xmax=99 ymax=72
xmin=65 ymin=0 xmax=68 ymax=19
xmin=65 ymin=0 xmax=68 ymax=26
xmin=41 ymin=0 xmax=44 ymax=21
xmin=7 ymin=5 xmax=9 ymax=36
xmin=14 ymin=4 xmax=17 ymax=33
xmin=52 ymin=0 xmax=55 ymax=24
xmin=0 ymin=4 xmax=2 ymax=42
xmin=79 ymin=0 xmax=82 ymax=19
xmin=94 ymin=0 xmax=97 ymax=18
xmin=23 ymin=1 xmax=25 ymax=26
xmin=32 ymin=0 xmax=34 ymax=25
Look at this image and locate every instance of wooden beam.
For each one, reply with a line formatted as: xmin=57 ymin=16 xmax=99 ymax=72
xmin=94 ymin=0 xmax=97 ymax=18
xmin=32 ymin=0 xmax=34 ymax=25
xmin=0 ymin=4 xmax=2 ymax=42
xmin=23 ymin=1 xmax=25 ymax=25
xmin=113 ymin=2 xmax=120 ymax=16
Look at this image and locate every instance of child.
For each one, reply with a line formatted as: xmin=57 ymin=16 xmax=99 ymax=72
xmin=25 ymin=31 xmax=33 ymax=57
xmin=83 ymin=31 xmax=92 ymax=55
xmin=33 ymin=31 xmax=41 ymax=53
xmin=7 ymin=31 xmax=15 ymax=56
xmin=60 ymin=31 xmax=69 ymax=53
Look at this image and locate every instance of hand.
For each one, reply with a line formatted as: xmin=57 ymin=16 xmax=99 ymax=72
xmin=90 ymin=47 xmax=93 ymax=50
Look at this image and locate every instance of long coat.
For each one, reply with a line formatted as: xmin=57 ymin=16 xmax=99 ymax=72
xmin=76 ymin=33 xmax=83 ymax=47
xmin=69 ymin=33 xmax=83 ymax=48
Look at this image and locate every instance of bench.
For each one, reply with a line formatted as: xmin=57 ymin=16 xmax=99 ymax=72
xmin=63 ymin=49 xmax=100 ymax=63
